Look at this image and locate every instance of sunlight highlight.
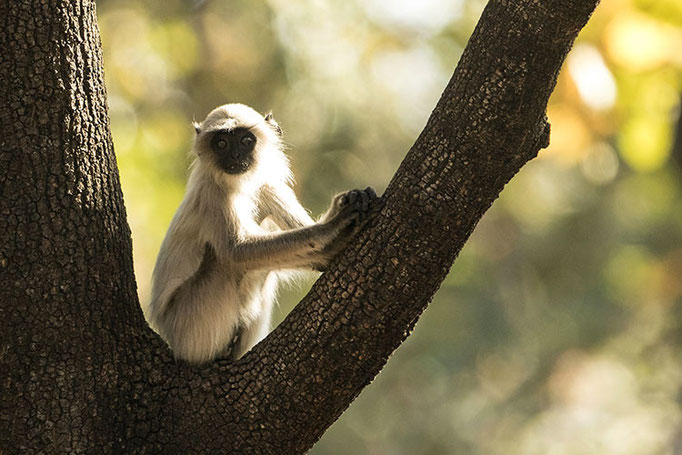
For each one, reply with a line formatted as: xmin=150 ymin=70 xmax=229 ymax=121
xmin=568 ymin=44 xmax=616 ymax=111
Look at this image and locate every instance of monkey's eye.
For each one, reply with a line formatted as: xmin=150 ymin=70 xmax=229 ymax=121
xmin=216 ymin=139 xmax=228 ymax=149
xmin=240 ymin=135 xmax=255 ymax=148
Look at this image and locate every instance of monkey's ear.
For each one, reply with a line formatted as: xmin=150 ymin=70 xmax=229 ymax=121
xmin=264 ymin=111 xmax=283 ymax=136
xmin=192 ymin=121 xmax=201 ymax=134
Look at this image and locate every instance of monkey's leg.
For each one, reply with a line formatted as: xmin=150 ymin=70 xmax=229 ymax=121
xmin=232 ymin=288 xmax=275 ymax=359
xmin=158 ymin=244 xmax=242 ymax=363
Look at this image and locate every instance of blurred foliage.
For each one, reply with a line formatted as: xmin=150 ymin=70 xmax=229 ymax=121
xmin=97 ymin=0 xmax=682 ymax=452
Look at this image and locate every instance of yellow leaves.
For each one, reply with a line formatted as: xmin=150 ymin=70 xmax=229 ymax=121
xmin=542 ymin=3 xmax=682 ymax=175
xmin=605 ymin=12 xmax=681 ymax=71
xmin=617 ymin=70 xmax=679 ymax=172
xmin=619 ymin=115 xmax=671 ymax=172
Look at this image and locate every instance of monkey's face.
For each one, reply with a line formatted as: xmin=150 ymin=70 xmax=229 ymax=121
xmin=194 ymin=104 xmax=284 ymax=180
xmin=209 ymin=127 xmax=257 ymax=174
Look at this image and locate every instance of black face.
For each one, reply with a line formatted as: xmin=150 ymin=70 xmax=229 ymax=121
xmin=210 ymin=127 xmax=257 ymax=174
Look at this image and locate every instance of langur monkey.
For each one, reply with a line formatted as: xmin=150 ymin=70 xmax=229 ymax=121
xmin=148 ymin=103 xmax=377 ymax=364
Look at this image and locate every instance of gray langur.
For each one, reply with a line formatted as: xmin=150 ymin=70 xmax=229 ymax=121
xmin=147 ymin=103 xmax=377 ymax=364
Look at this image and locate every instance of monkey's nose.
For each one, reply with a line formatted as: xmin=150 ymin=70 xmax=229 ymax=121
xmin=231 ymin=150 xmax=240 ymax=159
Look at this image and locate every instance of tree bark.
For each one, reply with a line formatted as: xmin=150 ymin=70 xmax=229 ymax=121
xmin=0 ymin=0 xmax=599 ymax=453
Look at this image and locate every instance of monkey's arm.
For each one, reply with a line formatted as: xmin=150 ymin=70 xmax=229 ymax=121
xmin=235 ymin=188 xmax=376 ymax=270
xmin=233 ymin=224 xmax=337 ymax=270
xmin=259 ymin=184 xmax=315 ymax=230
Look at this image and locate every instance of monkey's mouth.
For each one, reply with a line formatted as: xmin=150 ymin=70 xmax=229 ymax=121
xmin=218 ymin=153 xmax=253 ymax=174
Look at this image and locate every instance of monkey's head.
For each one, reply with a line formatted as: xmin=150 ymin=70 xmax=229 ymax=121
xmin=192 ymin=104 xmax=284 ymax=179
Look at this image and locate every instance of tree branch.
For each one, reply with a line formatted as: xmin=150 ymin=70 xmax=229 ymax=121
xmin=166 ymin=0 xmax=601 ymax=452
xmin=0 ymin=0 xmax=600 ymax=452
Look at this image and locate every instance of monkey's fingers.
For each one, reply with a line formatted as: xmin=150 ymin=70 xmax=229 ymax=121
xmin=364 ymin=186 xmax=377 ymax=200
xmin=341 ymin=189 xmax=361 ymax=207
xmin=357 ymin=190 xmax=368 ymax=213
xmin=361 ymin=187 xmax=380 ymax=214
xmin=359 ymin=187 xmax=378 ymax=218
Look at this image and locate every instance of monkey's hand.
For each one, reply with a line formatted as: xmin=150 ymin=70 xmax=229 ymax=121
xmin=322 ymin=187 xmax=379 ymax=229
xmin=314 ymin=187 xmax=381 ymax=271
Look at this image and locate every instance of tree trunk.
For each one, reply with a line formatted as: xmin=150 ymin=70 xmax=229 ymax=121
xmin=0 ymin=0 xmax=599 ymax=453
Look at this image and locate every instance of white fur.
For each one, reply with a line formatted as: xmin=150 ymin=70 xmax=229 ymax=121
xmin=147 ymin=104 xmax=352 ymax=363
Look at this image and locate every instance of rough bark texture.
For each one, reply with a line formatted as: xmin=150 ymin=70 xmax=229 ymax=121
xmin=0 ymin=0 xmax=599 ymax=453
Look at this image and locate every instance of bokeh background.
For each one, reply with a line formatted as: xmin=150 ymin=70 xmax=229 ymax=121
xmin=97 ymin=0 xmax=682 ymax=453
